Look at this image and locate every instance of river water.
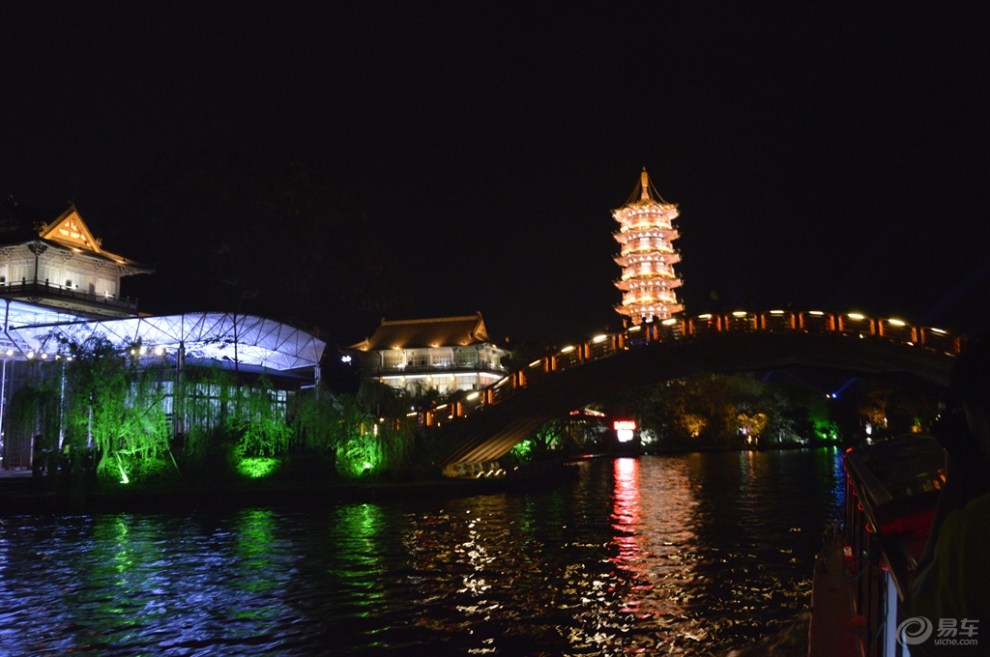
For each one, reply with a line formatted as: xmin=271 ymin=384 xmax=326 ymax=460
xmin=0 ymin=449 xmax=844 ymax=656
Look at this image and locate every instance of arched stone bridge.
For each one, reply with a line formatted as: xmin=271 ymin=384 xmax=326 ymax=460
xmin=433 ymin=310 xmax=962 ymax=477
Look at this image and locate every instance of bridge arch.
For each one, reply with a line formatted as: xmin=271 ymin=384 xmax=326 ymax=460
xmin=435 ymin=314 xmax=959 ymax=476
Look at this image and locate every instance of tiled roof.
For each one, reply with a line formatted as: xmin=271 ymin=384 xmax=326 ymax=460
xmin=0 ymin=201 xmax=150 ymax=270
xmin=350 ymin=313 xmax=490 ymax=351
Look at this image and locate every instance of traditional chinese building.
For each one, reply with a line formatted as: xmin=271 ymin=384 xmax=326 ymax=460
xmin=613 ymin=168 xmax=684 ymax=323
xmin=348 ymin=313 xmax=511 ymax=396
xmin=0 ymin=201 xmax=325 ymax=470
xmin=0 ymin=203 xmax=151 ymax=318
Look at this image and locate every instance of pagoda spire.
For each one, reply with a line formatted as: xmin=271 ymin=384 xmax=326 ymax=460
xmin=612 ymin=169 xmax=684 ymax=324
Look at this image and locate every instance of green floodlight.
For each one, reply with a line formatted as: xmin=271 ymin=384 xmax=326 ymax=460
xmin=237 ymin=456 xmax=281 ymax=479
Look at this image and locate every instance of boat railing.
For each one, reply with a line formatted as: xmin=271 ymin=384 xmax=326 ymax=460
xmin=841 ymin=436 xmax=945 ymax=657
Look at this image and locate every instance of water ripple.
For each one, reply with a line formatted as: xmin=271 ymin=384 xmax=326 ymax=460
xmin=0 ymin=449 xmax=843 ymax=656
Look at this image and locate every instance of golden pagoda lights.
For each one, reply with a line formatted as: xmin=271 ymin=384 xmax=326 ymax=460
xmin=613 ymin=168 xmax=683 ymax=324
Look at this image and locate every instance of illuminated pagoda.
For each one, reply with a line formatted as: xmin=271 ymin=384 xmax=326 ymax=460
xmin=612 ymin=168 xmax=683 ymax=323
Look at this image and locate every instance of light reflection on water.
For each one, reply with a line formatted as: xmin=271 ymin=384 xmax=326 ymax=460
xmin=0 ymin=449 xmax=843 ymax=656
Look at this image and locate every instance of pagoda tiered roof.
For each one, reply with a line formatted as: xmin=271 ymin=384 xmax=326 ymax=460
xmin=612 ymin=169 xmax=685 ymax=322
xmin=614 ymin=252 xmax=681 ymax=267
xmin=615 ymin=276 xmax=682 ymax=292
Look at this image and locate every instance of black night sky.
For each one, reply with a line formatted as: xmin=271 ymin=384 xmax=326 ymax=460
xmin=2 ymin=1 xmax=988 ymax=345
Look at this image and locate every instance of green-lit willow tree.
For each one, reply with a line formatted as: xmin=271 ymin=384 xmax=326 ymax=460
xmin=53 ymin=338 xmax=298 ymax=484
xmin=54 ymin=335 xmax=174 ymax=483
xmin=179 ymin=367 xmax=291 ymax=479
xmin=22 ymin=333 xmax=417 ymax=486
xmin=292 ymin=387 xmax=415 ymax=478
xmin=178 ymin=368 xmax=414 ymax=481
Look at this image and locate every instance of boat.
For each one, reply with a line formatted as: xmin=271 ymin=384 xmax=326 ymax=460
xmin=808 ymin=434 xmax=945 ymax=657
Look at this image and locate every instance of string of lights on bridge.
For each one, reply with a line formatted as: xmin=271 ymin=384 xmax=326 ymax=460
xmin=417 ymin=309 xmax=963 ymax=427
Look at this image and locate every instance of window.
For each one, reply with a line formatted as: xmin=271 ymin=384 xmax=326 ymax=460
xmin=382 ymin=351 xmax=404 ymax=369
xmin=431 ymin=348 xmax=453 ymax=368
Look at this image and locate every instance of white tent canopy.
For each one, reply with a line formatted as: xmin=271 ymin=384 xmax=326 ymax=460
xmin=5 ymin=311 xmax=325 ymax=372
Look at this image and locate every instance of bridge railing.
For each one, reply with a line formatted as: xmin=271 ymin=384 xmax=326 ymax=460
xmin=420 ymin=310 xmax=963 ymax=427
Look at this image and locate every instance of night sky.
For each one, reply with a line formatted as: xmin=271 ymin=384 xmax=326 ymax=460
xmin=2 ymin=2 xmax=988 ymax=345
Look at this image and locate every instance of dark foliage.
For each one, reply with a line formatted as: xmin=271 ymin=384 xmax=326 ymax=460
xmin=108 ymin=150 xmax=412 ymax=342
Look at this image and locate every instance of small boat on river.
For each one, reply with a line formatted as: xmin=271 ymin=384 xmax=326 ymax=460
xmin=808 ymin=434 xmax=945 ymax=657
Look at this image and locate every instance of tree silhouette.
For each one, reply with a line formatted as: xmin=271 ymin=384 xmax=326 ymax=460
xmin=109 ymin=150 xmax=411 ymax=341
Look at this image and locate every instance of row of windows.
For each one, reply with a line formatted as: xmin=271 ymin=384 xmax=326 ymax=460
xmin=380 ymin=347 xmax=507 ymax=371
xmin=0 ymin=261 xmax=117 ymax=296
xmin=380 ymin=372 xmax=498 ymax=395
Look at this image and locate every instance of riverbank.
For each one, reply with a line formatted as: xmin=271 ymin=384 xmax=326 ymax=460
xmin=0 ymin=461 xmax=581 ymax=515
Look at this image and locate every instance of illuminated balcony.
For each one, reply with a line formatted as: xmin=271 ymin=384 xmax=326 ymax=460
xmin=0 ymin=278 xmax=139 ymax=317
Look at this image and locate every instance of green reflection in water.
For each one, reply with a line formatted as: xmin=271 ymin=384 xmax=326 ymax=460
xmin=334 ymin=503 xmax=385 ymax=561
xmin=77 ymin=515 xmax=171 ymax=638
xmin=234 ymin=508 xmax=280 ymax=594
xmin=327 ymin=503 xmax=388 ymax=617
